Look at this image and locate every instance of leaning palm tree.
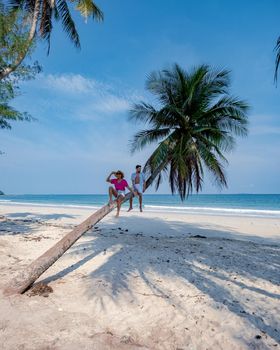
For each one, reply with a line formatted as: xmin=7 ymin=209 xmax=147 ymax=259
xmin=0 ymin=0 xmax=103 ymax=80
xmin=130 ymin=64 xmax=249 ymax=198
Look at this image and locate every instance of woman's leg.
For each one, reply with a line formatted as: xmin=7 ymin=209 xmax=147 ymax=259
xmin=108 ymin=186 xmax=117 ymax=204
xmin=116 ymin=195 xmax=123 ymax=217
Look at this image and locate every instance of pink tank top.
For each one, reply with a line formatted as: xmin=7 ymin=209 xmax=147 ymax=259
xmin=110 ymin=179 xmax=128 ymax=191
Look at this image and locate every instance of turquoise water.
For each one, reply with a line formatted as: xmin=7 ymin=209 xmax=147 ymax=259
xmin=0 ymin=194 xmax=280 ymax=218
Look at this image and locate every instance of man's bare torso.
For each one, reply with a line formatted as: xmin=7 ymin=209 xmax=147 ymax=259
xmin=135 ymin=173 xmax=140 ymax=184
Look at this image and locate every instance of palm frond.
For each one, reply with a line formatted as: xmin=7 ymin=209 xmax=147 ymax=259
xmin=274 ymin=36 xmax=280 ymax=83
xmin=144 ymin=140 xmax=171 ymax=174
xmin=198 ymin=142 xmax=227 ymax=188
xmin=155 ymin=172 xmax=162 ymax=191
xmin=130 ymin=127 xmax=171 ymax=153
xmin=56 ymin=0 xmax=80 ymax=48
xmin=201 ymin=96 xmax=249 ymax=137
xmin=195 ymin=129 xmax=235 ymax=154
xmin=39 ymin=0 xmax=53 ymax=54
xmin=129 ymin=102 xmax=158 ymax=124
xmin=75 ymin=0 xmax=103 ymax=21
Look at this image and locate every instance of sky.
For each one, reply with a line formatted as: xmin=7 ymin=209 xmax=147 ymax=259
xmin=1 ymin=0 xmax=280 ymax=195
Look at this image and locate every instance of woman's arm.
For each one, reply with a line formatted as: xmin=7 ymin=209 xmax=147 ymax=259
xmin=106 ymin=171 xmax=115 ymax=183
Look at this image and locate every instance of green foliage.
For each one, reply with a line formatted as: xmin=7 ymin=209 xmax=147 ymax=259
xmin=0 ymin=78 xmax=33 ymax=130
xmin=0 ymin=4 xmax=40 ymax=131
xmin=0 ymin=2 xmax=32 ymax=70
xmin=130 ymin=64 xmax=249 ymax=200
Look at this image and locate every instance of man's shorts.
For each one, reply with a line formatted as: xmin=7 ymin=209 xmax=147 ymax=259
xmin=133 ymin=184 xmax=143 ymax=194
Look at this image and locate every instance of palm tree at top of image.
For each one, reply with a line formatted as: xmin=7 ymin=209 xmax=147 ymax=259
xmin=130 ymin=64 xmax=249 ymax=199
xmin=0 ymin=0 xmax=103 ymax=80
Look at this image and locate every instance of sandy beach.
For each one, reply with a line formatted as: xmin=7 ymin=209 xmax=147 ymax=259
xmin=0 ymin=202 xmax=279 ymax=349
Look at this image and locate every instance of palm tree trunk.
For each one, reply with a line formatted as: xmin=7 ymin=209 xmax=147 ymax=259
xmin=4 ymin=197 xmax=130 ymax=295
xmin=4 ymin=163 xmax=167 ymax=295
xmin=0 ymin=0 xmax=40 ymax=80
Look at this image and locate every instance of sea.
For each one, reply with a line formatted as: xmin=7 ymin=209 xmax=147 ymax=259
xmin=0 ymin=194 xmax=280 ymax=218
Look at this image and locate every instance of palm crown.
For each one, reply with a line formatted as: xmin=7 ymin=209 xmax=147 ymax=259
xmin=10 ymin=0 xmax=103 ymax=52
xmin=130 ymin=64 xmax=249 ymax=200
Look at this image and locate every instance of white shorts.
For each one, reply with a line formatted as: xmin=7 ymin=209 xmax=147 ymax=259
xmin=133 ymin=184 xmax=143 ymax=194
xmin=117 ymin=190 xmax=125 ymax=197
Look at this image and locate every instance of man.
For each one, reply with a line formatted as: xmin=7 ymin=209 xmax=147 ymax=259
xmin=128 ymin=165 xmax=146 ymax=212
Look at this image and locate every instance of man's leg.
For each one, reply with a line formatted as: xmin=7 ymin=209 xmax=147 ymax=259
xmin=139 ymin=193 xmax=143 ymax=212
xmin=128 ymin=193 xmax=134 ymax=211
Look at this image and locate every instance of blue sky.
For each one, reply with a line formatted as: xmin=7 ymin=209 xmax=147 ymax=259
xmin=1 ymin=0 xmax=280 ymax=194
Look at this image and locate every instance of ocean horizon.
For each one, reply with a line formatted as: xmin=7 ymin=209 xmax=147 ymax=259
xmin=1 ymin=193 xmax=280 ymax=218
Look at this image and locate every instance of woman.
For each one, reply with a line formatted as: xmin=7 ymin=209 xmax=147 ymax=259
xmin=106 ymin=170 xmax=135 ymax=217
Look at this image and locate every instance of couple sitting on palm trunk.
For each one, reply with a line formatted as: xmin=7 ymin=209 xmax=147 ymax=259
xmin=106 ymin=165 xmax=146 ymax=217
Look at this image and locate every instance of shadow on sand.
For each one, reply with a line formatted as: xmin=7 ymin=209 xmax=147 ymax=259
xmin=5 ymin=212 xmax=77 ymax=221
xmin=0 ymin=212 xmax=77 ymax=235
xmin=40 ymin=215 xmax=280 ymax=345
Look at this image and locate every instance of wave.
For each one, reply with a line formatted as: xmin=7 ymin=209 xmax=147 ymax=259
xmin=1 ymin=200 xmax=280 ymax=218
xmin=0 ymin=200 xmax=101 ymax=210
xmin=145 ymin=205 xmax=280 ymax=215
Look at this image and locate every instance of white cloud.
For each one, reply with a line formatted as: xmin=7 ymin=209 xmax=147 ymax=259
xmin=33 ymin=73 xmax=143 ymax=119
xmin=94 ymin=95 xmax=130 ymax=113
xmin=44 ymin=74 xmax=99 ymax=94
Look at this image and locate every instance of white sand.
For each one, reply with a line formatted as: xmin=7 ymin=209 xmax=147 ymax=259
xmin=0 ymin=203 xmax=279 ymax=349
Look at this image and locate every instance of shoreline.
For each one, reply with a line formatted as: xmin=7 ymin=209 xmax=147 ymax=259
xmin=0 ymin=200 xmax=280 ymax=219
xmin=0 ymin=203 xmax=279 ymax=349
xmin=1 ymin=203 xmax=280 ymax=244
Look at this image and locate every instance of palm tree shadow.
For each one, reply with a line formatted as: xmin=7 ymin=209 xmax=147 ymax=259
xmin=42 ymin=215 xmax=280 ymax=344
xmin=6 ymin=212 xmax=77 ymax=221
xmin=0 ymin=212 xmax=78 ymax=236
xmin=0 ymin=216 xmax=37 ymax=235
